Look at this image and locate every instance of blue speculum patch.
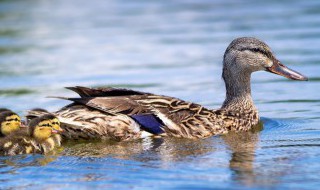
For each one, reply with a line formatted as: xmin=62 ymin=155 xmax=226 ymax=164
xmin=131 ymin=114 xmax=164 ymax=135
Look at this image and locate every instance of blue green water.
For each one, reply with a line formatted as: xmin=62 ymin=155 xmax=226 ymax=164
xmin=0 ymin=0 xmax=319 ymax=189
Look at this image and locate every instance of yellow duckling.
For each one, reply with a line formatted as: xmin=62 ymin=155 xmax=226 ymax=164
xmin=25 ymin=110 xmax=63 ymax=147
xmin=0 ymin=110 xmax=23 ymax=137
xmin=0 ymin=114 xmax=63 ymax=155
xmin=40 ymin=114 xmax=64 ymax=148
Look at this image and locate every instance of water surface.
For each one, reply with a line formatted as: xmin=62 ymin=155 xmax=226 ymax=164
xmin=0 ymin=0 xmax=319 ymax=189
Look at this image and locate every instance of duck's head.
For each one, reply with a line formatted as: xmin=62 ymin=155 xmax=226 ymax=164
xmin=29 ymin=114 xmax=63 ymax=142
xmin=0 ymin=110 xmax=22 ymax=136
xmin=223 ymin=37 xmax=308 ymax=82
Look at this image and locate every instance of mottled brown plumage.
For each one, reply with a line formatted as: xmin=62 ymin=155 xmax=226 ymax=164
xmin=28 ymin=37 xmax=307 ymax=141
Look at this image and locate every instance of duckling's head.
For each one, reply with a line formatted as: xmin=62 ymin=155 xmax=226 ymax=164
xmin=28 ymin=114 xmax=62 ymax=142
xmin=223 ymin=37 xmax=308 ymax=82
xmin=0 ymin=108 xmax=12 ymax=113
xmin=25 ymin=108 xmax=49 ymax=122
xmin=0 ymin=111 xmax=22 ymax=136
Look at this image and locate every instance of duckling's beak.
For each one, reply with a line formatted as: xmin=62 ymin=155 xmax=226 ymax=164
xmin=51 ymin=129 xmax=59 ymax=134
xmin=266 ymin=58 xmax=308 ymax=81
xmin=20 ymin=122 xmax=27 ymax=128
xmin=57 ymin=128 xmax=64 ymax=133
xmin=52 ymin=128 xmax=64 ymax=133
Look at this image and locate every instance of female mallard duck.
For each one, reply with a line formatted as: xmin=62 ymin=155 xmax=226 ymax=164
xmin=0 ymin=114 xmax=63 ymax=155
xmin=28 ymin=37 xmax=307 ymax=141
xmin=0 ymin=110 xmax=23 ymax=137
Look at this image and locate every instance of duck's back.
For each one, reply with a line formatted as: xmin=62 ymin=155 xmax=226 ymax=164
xmin=51 ymin=87 xmax=250 ymax=140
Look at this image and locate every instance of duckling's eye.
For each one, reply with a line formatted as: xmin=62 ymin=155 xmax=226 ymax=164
xmin=6 ymin=117 xmax=20 ymax=122
xmin=40 ymin=123 xmax=50 ymax=127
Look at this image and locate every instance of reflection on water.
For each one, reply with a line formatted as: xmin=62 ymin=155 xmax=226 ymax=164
xmin=0 ymin=0 xmax=319 ymax=189
xmin=0 ymin=123 xmax=266 ymax=187
xmin=223 ymin=122 xmax=262 ymax=187
xmin=0 ymin=154 xmax=58 ymax=169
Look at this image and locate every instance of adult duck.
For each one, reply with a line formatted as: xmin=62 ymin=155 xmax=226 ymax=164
xmin=29 ymin=37 xmax=307 ymax=141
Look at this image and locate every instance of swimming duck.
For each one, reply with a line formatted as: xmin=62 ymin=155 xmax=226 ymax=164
xmin=0 ymin=114 xmax=63 ymax=155
xmin=0 ymin=110 xmax=23 ymax=137
xmin=28 ymin=37 xmax=307 ymax=141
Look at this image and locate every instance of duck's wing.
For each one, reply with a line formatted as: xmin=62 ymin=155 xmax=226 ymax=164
xmin=62 ymin=86 xmax=204 ymax=121
xmin=53 ymin=88 xmax=218 ymax=138
xmin=65 ymin=86 xmax=149 ymax=98
xmin=53 ymin=95 xmax=151 ymax=115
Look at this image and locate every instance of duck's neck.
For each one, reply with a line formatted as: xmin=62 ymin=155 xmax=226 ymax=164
xmin=221 ymin=70 xmax=256 ymax=113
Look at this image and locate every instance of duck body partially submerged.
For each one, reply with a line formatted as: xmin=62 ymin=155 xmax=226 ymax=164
xmin=48 ymin=87 xmax=259 ymax=141
xmin=28 ymin=37 xmax=307 ymax=141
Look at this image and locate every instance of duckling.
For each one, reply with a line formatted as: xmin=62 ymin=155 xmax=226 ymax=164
xmin=0 ymin=110 xmax=23 ymax=137
xmin=0 ymin=114 xmax=63 ymax=155
xmin=26 ymin=110 xmax=63 ymax=146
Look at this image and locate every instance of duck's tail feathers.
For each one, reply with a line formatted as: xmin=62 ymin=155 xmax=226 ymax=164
xmin=46 ymin=96 xmax=73 ymax=100
xmin=25 ymin=108 xmax=51 ymax=122
xmin=65 ymin=86 xmax=93 ymax=98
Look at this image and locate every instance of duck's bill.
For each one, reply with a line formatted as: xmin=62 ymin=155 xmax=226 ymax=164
xmin=266 ymin=59 xmax=308 ymax=81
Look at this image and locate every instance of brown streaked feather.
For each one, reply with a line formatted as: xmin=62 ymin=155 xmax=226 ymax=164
xmin=47 ymin=86 xmax=260 ymax=140
xmin=54 ymin=104 xmax=142 ymax=141
xmin=65 ymin=86 xmax=149 ymax=98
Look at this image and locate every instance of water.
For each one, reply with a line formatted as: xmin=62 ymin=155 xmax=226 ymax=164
xmin=0 ymin=0 xmax=319 ymax=189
